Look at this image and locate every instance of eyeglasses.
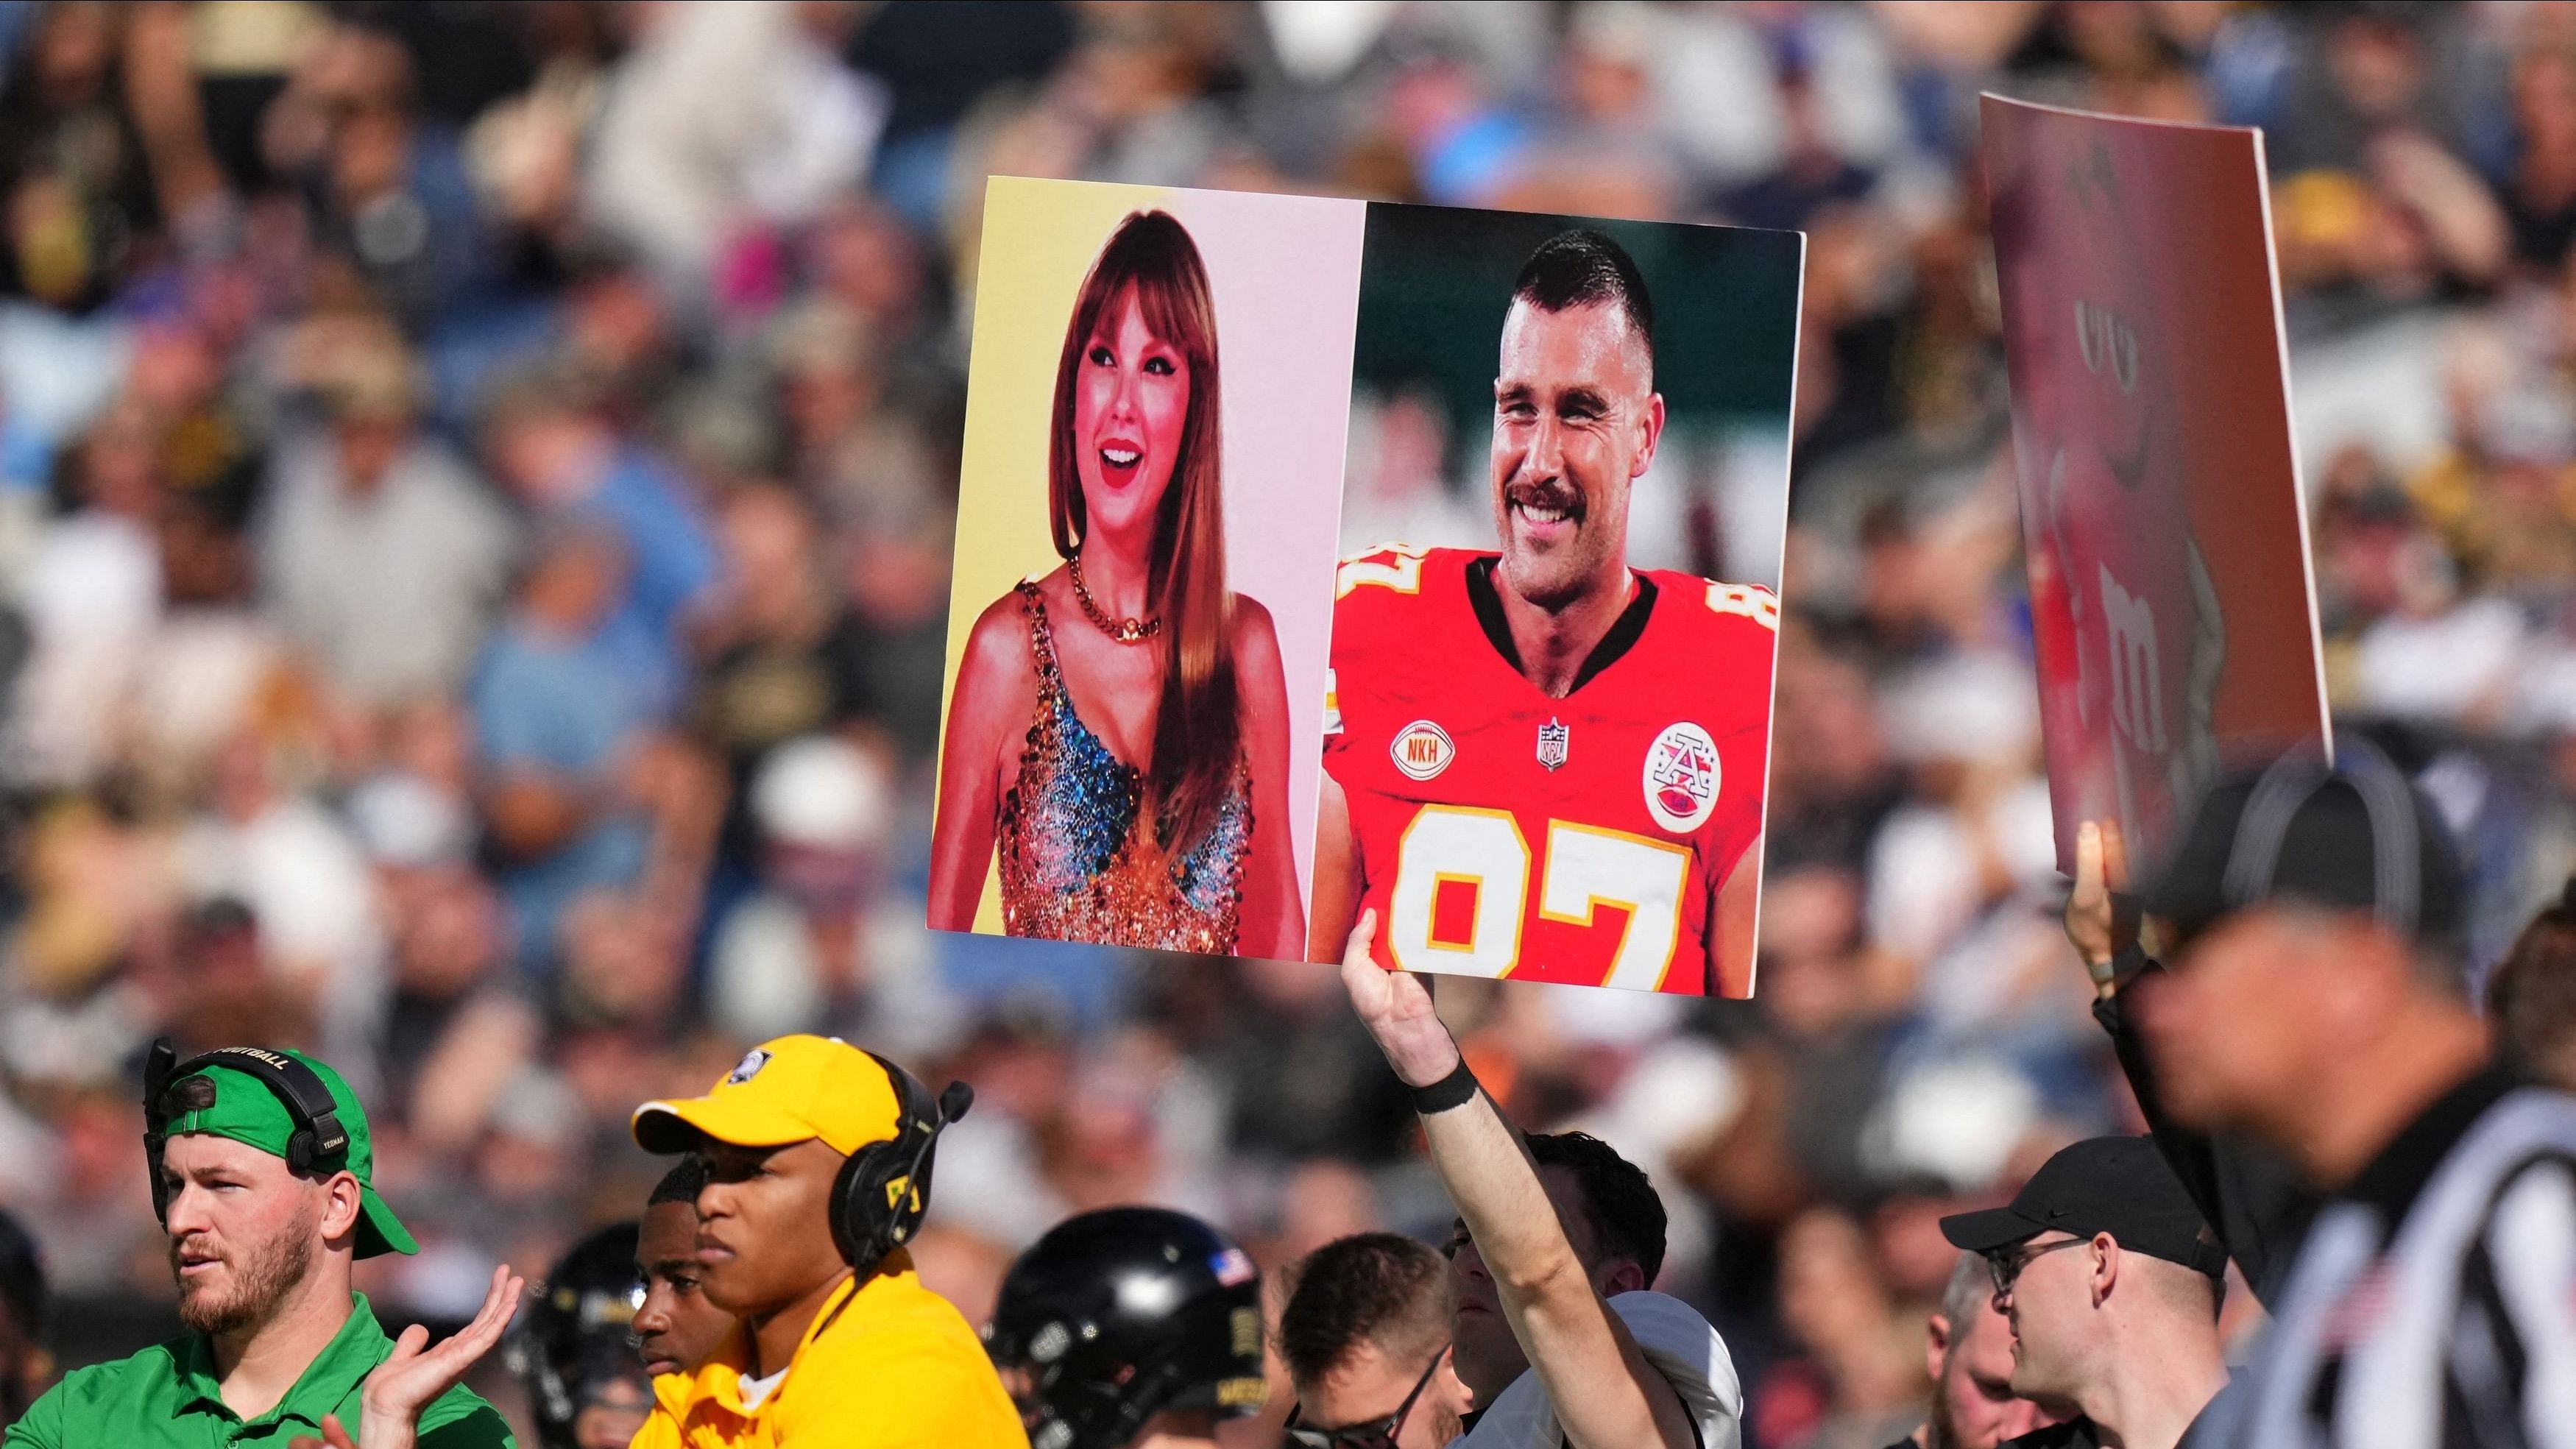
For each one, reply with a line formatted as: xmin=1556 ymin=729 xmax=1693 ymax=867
xmin=1984 ymin=1236 xmax=2085 ymax=1298
xmin=1284 ymin=1345 xmax=1448 ymax=1449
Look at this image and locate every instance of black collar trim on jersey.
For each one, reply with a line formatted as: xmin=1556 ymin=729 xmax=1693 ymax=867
xmin=2340 ymin=1066 xmax=2519 ymax=1220
xmin=1465 ymin=556 xmax=1657 ymax=695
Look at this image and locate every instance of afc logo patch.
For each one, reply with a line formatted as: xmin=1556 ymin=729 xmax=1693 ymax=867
xmin=1391 ymin=720 xmax=1455 ymax=782
xmin=1643 ymin=722 xmax=1721 ymax=832
xmin=725 ymin=1048 xmax=773 ymax=1085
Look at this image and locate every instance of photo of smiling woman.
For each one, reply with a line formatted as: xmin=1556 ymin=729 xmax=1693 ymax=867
xmin=932 ymin=208 xmax=1314 ymax=958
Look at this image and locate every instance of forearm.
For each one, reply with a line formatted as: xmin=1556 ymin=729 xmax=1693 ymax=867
xmin=1708 ymin=846 xmax=1759 ymax=998
xmin=1344 ymin=910 xmax=1688 ymax=1446
xmin=1255 ymin=849 xmax=1305 ymax=962
xmin=1420 ymin=1090 xmax=1583 ymax=1294
xmin=1419 ymin=1092 xmax=1694 ymax=1449
xmin=924 ymin=793 xmax=997 ymax=932
xmin=927 ymin=666 xmax=1002 ymax=932
xmin=2098 ymin=970 xmax=2315 ymax=1306
xmin=1307 ymin=778 xmax=1358 ymax=963
xmin=1245 ymin=771 xmax=1305 ymax=960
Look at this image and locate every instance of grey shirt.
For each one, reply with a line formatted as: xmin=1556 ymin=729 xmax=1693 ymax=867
xmin=261 ymin=433 xmax=517 ymax=706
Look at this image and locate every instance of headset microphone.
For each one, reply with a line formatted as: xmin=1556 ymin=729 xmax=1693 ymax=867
xmin=885 ymin=1083 xmax=973 ymax=1251
xmin=829 ymin=1058 xmax=977 ymax=1272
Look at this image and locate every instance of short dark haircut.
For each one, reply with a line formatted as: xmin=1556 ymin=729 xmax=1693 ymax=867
xmin=648 ymin=1155 xmax=707 ymax=1208
xmin=1279 ymin=1233 xmax=1453 ymax=1388
xmin=1510 ymin=229 xmax=1655 ymax=367
xmin=0 ymin=1208 xmax=43 ymax=1339
xmin=1526 ymin=1131 xmax=1666 ymax=1287
xmin=2488 ymin=879 xmax=2576 ymax=1085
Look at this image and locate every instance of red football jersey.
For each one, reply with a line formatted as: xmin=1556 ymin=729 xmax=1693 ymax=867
xmin=1323 ymin=545 xmax=1777 ymax=996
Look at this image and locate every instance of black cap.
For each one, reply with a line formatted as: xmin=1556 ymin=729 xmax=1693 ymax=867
xmin=2142 ymin=734 xmax=2462 ymax=947
xmin=1940 ymin=1137 xmax=2225 ymax=1278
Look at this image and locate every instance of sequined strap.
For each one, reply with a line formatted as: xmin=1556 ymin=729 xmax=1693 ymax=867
xmin=1016 ymin=580 xmax=1064 ymax=700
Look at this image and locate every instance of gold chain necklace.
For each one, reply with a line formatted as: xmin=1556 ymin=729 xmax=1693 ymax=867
xmin=1068 ymin=556 xmax=1160 ymax=644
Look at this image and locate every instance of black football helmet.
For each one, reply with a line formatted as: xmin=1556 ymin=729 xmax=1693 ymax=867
xmin=505 ymin=1222 xmax=651 ymax=1449
xmin=984 ymin=1207 xmax=1268 ymax=1449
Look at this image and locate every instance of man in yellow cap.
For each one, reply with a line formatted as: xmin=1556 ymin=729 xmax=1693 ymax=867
xmin=629 ymin=1034 xmax=1025 ymax=1447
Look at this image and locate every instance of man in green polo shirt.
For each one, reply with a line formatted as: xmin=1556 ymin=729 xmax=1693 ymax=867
xmin=3 ymin=1044 xmax=524 ymax=1449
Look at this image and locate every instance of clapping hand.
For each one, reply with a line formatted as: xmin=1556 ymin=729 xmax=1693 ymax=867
xmin=291 ymin=1265 xmax=525 ymax=1449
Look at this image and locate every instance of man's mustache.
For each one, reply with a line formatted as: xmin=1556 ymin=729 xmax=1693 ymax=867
xmin=1506 ymin=478 xmax=1583 ymax=513
xmin=169 ymin=1236 xmax=229 ymax=1272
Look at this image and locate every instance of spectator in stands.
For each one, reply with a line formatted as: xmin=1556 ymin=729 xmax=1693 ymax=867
xmin=261 ymin=331 xmax=517 ymax=709
xmin=1938 ymin=1138 xmax=2228 ymax=1449
xmin=481 ymin=369 xmax=717 ymax=690
xmin=469 ymin=519 xmax=657 ymax=968
xmin=1882 ymin=1253 xmax=2058 ymax=1449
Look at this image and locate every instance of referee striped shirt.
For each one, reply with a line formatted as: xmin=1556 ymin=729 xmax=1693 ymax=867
xmin=2196 ymin=1071 xmax=2576 ymax=1449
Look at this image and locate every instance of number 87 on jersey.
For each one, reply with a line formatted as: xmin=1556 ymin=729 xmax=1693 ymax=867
xmin=1319 ymin=544 xmax=1777 ymax=997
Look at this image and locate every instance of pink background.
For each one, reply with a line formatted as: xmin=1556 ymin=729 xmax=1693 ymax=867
xmin=1158 ymin=187 xmax=1365 ymax=922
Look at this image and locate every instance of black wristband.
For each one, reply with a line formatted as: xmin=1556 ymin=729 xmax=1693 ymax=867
xmin=1411 ymin=1057 xmax=1479 ymax=1115
xmin=2109 ymin=941 xmax=2155 ymax=988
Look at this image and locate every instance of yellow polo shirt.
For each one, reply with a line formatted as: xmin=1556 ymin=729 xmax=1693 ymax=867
xmin=628 ymin=1371 xmax=691 ymax=1449
xmin=647 ymin=1253 xmax=1027 ymax=1448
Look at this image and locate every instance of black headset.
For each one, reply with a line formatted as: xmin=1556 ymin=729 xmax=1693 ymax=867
xmin=141 ymin=1037 xmax=350 ymax=1222
xmin=829 ymin=1051 xmax=973 ymax=1276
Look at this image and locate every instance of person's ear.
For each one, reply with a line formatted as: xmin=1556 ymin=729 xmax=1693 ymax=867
xmin=320 ymin=1171 xmax=365 ymax=1247
xmin=1924 ymin=1312 xmax=1953 ymax=1383
xmin=1632 ymin=392 xmax=1667 ymax=477
xmin=1601 ymin=1257 xmax=1648 ymax=1297
xmin=1435 ymin=1346 xmax=1471 ymax=1410
xmin=2091 ymin=1233 xmax=2120 ymax=1308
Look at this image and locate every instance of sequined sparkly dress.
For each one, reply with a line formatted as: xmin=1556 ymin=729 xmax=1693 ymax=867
xmin=996 ymin=581 xmax=1251 ymax=952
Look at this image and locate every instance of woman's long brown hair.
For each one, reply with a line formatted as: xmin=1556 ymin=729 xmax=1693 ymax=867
xmin=1047 ymin=210 xmax=1239 ymax=854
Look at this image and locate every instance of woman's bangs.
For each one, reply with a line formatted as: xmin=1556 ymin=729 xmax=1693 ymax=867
xmin=1115 ymin=269 xmax=1209 ymax=369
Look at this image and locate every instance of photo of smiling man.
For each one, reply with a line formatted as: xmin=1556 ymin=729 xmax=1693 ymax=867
xmin=1314 ymin=209 xmax=1802 ymax=997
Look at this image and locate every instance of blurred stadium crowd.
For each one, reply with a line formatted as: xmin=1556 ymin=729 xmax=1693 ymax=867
xmin=0 ymin=1 xmax=2568 ymax=1444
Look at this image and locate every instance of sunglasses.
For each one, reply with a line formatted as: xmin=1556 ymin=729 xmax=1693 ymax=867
xmin=1984 ymin=1236 xmax=2085 ymax=1298
xmin=1284 ymin=1345 xmax=1448 ymax=1449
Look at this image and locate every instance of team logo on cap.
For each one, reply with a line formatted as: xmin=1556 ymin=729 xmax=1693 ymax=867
xmin=1643 ymin=722 xmax=1721 ymax=832
xmin=1391 ymin=720 xmax=1454 ymax=782
xmin=724 ymin=1048 xmax=773 ymax=1085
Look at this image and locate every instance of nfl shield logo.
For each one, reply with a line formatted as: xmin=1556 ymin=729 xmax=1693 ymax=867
xmin=1537 ymin=718 xmax=1569 ymax=770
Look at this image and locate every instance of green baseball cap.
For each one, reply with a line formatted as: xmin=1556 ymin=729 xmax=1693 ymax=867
xmin=162 ymin=1049 xmax=417 ymax=1259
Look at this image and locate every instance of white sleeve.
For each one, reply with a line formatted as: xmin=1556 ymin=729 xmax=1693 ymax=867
xmin=1614 ymin=1292 xmax=1744 ymax=1449
xmin=1451 ymin=1292 xmax=1742 ymax=1449
xmin=2485 ymin=1161 xmax=2576 ymax=1448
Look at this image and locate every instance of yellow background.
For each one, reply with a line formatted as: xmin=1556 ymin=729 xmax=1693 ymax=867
xmin=937 ymin=178 xmax=1173 ymax=933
